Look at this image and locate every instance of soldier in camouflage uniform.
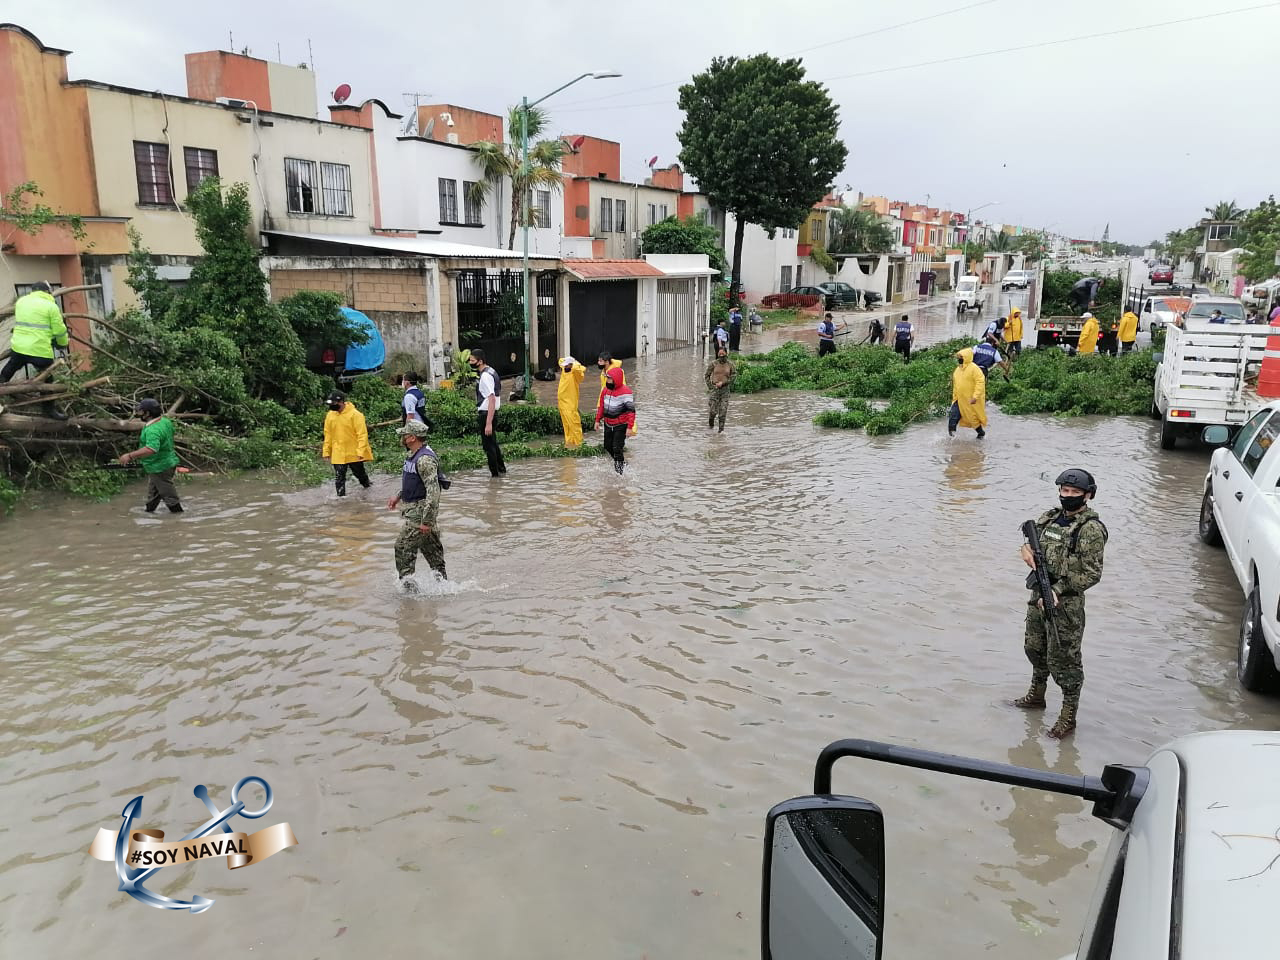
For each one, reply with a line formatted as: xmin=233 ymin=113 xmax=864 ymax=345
xmin=387 ymin=420 xmax=446 ymax=584
xmin=1014 ymin=468 xmax=1108 ymax=739
xmin=705 ymin=347 xmax=736 ymax=432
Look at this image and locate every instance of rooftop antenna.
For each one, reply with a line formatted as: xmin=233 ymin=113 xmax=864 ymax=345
xmin=307 ymin=38 xmax=315 ymax=72
xmin=402 ymin=92 xmax=432 ymax=137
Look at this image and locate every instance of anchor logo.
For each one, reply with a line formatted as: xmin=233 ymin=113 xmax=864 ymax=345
xmin=90 ymin=775 xmax=296 ymax=913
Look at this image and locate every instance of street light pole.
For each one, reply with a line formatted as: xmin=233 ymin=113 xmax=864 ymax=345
xmin=964 ymin=200 xmax=998 ymax=271
xmin=519 ymin=71 xmax=621 ymax=396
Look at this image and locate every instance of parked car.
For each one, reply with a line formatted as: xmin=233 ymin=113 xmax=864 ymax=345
xmin=761 ymin=286 xmax=832 ymax=309
xmin=1000 ymin=269 xmax=1034 ymax=291
xmin=1200 ymin=402 xmax=1280 ymax=692
xmin=305 ymin=306 xmax=386 ymax=384
xmin=764 ymin=730 xmax=1279 ymax=959
xmin=1241 ymin=277 xmax=1280 ymax=310
xmin=1149 ymin=265 xmax=1175 ymax=284
xmin=818 ymin=281 xmax=859 ymax=308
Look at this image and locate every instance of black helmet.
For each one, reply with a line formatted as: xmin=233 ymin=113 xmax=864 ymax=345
xmin=326 ymin=390 xmax=346 ymax=404
xmin=136 ymin=398 xmax=162 ymax=417
xmin=1055 ymin=468 xmax=1096 ymax=495
xmin=32 ymin=281 xmax=53 ymax=294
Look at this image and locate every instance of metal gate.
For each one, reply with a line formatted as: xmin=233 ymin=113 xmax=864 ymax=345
xmin=655 ymin=278 xmax=695 ymax=352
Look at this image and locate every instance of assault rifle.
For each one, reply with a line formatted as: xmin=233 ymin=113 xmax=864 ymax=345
xmin=1021 ymin=520 xmax=1059 ymax=640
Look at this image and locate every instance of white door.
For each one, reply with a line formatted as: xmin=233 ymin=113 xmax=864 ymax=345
xmin=1216 ymin=410 xmax=1280 ymax=575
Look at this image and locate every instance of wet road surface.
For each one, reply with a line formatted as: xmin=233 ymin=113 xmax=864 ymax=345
xmin=2 ymin=330 xmax=1277 ymax=959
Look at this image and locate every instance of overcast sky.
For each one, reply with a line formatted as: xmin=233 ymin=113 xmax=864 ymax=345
xmin=13 ymin=0 xmax=1279 ymax=243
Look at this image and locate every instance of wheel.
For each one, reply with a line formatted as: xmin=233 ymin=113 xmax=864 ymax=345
xmin=1198 ymin=490 xmax=1223 ymax=546
xmin=1149 ymin=400 xmax=1161 ymax=420
xmin=1238 ymin=585 xmax=1279 ymax=692
xmin=1159 ymin=415 xmax=1177 ymax=450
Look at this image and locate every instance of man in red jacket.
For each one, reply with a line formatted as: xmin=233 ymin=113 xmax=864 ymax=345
xmin=595 ymin=368 xmax=636 ymax=475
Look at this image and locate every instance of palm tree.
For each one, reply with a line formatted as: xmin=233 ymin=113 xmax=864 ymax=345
xmin=470 ymin=105 xmax=568 ymax=250
xmin=1205 ymin=200 xmax=1242 ymax=221
xmin=827 ymin=207 xmax=895 ymax=254
xmin=988 ymin=231 xmax=1013 ymax=252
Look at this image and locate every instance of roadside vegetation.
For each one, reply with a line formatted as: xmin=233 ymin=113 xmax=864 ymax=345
xmin=733 ymin=340 xmax=1158 ymax=435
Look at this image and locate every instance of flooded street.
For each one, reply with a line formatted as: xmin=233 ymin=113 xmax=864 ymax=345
xmin=3 ymin=325 xmax=1277 ymax=960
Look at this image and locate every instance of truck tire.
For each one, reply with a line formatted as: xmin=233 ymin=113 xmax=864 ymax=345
xmin=1159 ymin=415 xmax=1177 ymax=450
xmin=1198 ymin=491 xmax=1223 ymax=546
xmin=1238 ymin=585 xmax=1279 ymax=692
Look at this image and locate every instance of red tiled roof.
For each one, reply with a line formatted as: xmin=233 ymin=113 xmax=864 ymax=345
xmin=563 ymin=258 xmax=666 ymax=280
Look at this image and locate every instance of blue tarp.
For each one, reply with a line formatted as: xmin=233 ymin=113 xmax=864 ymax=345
xmin=340 ymin=307 xmax=386 ymax=373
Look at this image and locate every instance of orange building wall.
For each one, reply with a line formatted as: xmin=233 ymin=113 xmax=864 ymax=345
xmin=185 ymin=51 xmax=272 ymax=110
xmin=415 ymin=104 xmax=504 ymax=145
xmin=563 ymin=179 xmax=591 ymax=237
xmin=649 ymin=164 xmax=684 ymax=192
xmin=560 ymin=136 xmax=620 ymax=181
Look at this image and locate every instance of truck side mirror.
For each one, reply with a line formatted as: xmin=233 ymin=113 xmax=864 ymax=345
xmin=763 ymin=797 xmax=885 ymax=960
xmin=1202 ymin=425 xmax=1231 ymax=446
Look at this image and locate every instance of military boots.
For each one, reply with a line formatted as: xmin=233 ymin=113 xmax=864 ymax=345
xmin=1012 ymin=681 xmax=1047 ymax=710
xmin=1048 ymin=697 xmax=1078 ymax=739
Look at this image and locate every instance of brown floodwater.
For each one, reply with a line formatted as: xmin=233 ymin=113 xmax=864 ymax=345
xmin=2 ymin=315 xmax=1276 ymax=959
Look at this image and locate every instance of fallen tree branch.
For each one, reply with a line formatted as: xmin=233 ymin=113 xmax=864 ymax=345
xmin=0 ymin=284 xmax=103 ymax=319
xmin=0 ymin=412 xmax=147 ymax=434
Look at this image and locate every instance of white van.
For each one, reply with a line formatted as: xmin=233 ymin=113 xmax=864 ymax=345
xmin=954 ymin=275 xmax=985 ymax=314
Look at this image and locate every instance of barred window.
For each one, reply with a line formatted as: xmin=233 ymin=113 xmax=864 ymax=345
xmin=463 ymin=181 xmax=483 ymax=226
xmin=534 ymin=190 xmax=551 ymax=228
xmin=134 ymin=141 xmax=173 ymax=206
xmin=285 ymin=158 xmax=317 ymax=214
xmin=439 ymin=178 xmax=459 ymax=223
xmin=599 ymin=197 xmax=613 ymax=233
xmin=615 ymin=199 xmax=626 ymax=234
xmin=319 ymin=162 xmax=352 ymax=217
xmin=184 ymin=147 xmax=219 ymax=195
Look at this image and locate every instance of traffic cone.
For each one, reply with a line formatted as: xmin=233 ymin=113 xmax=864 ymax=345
xmin=1260 ymin=314 xmax=1280 ymax=399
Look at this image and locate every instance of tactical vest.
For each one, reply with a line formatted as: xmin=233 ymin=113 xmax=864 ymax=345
xmin=403 ymin=386 xmax=426 ymax=425
xmin=894 ymin=321 xmax=912 ymax=342
xmin=400 ymin=445 xmax=436 ymax=502
xmin=475 ymin=367 xmax=501 ymax=406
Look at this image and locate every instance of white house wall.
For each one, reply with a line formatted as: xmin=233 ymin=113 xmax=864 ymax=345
xmin=370 ymin=106 xmax=562 ymax=255
xmin=724 ymin=213 xmax=804 ymax=301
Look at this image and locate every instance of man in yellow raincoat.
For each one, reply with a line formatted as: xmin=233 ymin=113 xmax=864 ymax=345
xmin=321 ymin=389 xmax=374 ymax=496
xmin=1004 ymin=307 xmax=1024 ymax=357
xmin=557 ymin=356 xmax=586 ymax=448
xmin=948 ymin=348 xmax=987 ymax=439
xmin=1076 ymin=313 xmax=1099 ymax=354
xmin=1117 ymin=309 xmax=1139 ymax=353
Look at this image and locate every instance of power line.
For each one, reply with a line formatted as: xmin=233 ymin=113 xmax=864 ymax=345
xmin=555 ymin=2 xmax=1279 ymax=114
xmin=553 ymin=0 xmax=998 ymax=109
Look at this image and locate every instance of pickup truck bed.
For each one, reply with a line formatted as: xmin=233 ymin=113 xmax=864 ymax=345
xmin=1154 ymin=323 xmax=1269 ymax=448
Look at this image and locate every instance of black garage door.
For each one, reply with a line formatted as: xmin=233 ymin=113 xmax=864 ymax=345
xmin=569 ymin=280 xmax=637 ymax=362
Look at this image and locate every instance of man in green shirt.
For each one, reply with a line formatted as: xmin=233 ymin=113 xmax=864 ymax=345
xmin=119 ymin=398 xmax=183 ymax=513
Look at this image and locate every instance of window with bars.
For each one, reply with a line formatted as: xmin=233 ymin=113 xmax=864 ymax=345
xmin=439 ymin=178 xmax=459 ymax=223
xmin=647 ymin=203 xmax=657 ymax=226
xmin=463 ymin=181 xmax=483 ymax=226
xmin=134 ymin=141 xmax=174 ymax=206
xmin=285 ymin=158 xmax=317 ymax=214
xmin=780 ymin=265 xmax=793 ymax=291
xmin=659 ymin=204 xmax=669 ymax=221
xmin=615 ymin=199 xmax=626 ymax=234
xmin=320 ymin=162 xmax=353 ymax=217
xmin=599 ymin=197 xmax=613 ymax=233
xmin=533 ymin=190 xmax=551 ymax=228
xmin=183 ymin=147 xmax=219 ymax=195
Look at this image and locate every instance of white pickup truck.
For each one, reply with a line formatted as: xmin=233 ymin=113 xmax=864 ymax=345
xmin=1199 ymin=401 xmax=1280 ymax=692
xmin=1151 ymin=311 xmax=1269 ymax=449
xmin=764 ymin=731 xmax=1279 ymax=959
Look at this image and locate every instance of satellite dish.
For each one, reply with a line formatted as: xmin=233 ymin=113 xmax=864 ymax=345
xmin=571 ymin=135 xmax=586 ymax=151
xmin=423 ymin=116 xmax=436 ymax=139
xmin=648 ymin=155 xmax=659 ymax=168
xmin=332 ymin=83 xmax=352 ymax=104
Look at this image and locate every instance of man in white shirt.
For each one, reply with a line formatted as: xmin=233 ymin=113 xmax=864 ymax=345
xmin=401 ymin=371 xmax=427 ymax=425
xmin=468 ymin=348 xmax=506 ymax=477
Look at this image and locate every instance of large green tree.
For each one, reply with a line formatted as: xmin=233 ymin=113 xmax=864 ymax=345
xmin=639 ymin=214 xmax=727 ymax=276
xmin=677 ymin=55 xmax=847 ymax=307
xmin=1205 ymin=200 xmax=1243 ymax=221
xmin=470 ymin=106 xmax=568 ymax=250
xmin=827 ymin=207 xmax=894 ymax=254
xmin=1239 ymin=195 xmax=1280 ymax=282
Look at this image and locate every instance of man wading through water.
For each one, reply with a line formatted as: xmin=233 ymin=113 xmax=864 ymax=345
xmin=595 ymin=367 xmax=636 ymax=474
xmin=1014 ymin=468 xmax=1108 ymax=739
xmin=118 ymin=398 xmax=183 ymax=513
xmin=387 ymin=420 xmax=446 ymax=586
xmin=468 ymin=349 xmax=506 ymax=477
xmin=705 ymin=347 xmax=736 ymax=432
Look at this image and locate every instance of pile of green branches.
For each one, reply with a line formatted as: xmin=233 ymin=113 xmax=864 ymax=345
xmin=733 ymin=339 xmax=1158 ymax=435
xmin=1041 ymin=268 xmax=1124 ymax=323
